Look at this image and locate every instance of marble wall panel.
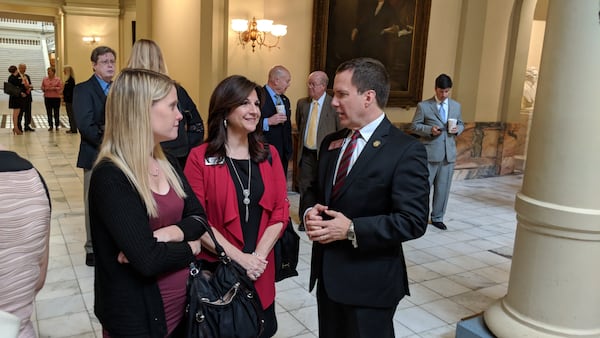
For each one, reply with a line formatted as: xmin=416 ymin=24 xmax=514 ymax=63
xmin=393 ymin=120 xmax=529 ymax=180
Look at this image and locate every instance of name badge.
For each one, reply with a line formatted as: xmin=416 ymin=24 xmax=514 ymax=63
xmin=205 ymin=156 xmax=224 ymax=166
xmin=328 ymin=139 xmax=344 ymax=150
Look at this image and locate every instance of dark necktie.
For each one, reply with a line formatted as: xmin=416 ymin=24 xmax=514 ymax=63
xmin=275 ymin=95 xmax=282 ymax=105
xmin=331 ymin=130 xmax=361 ymax=200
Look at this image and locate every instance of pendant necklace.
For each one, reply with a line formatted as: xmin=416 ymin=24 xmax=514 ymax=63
xmin=228 ymin=156 xmax=251 ymax=222
xmin=149 ymin=158 xmax=159 ymax=177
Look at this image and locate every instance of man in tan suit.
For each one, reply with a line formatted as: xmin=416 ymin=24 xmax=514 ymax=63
xmin=295 ymin=71 xmax=341 ymax=231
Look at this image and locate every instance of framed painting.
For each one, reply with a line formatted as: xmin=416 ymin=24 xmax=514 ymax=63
xmin=311 ymin=0 xmax=431 ymax=107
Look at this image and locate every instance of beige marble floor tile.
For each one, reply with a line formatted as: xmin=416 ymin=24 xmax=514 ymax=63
xmin=446 ymin=271 xmax=497 ymax=291
xmin=405 ymin=284 xmax=444 ymax=306
xmin=407 ymin=265 xmax=443 ymax=283
xmin=273 ymin=311 xmax=311 ymax=338
xmin=421 ymin=277 xmax=472 ymax=298
xmin=394 ymin=306 xmax=447 ymax=333
xmin=450 ymin=290 xmax=496 ymax=313
xmin=37 ymin=311 xmax=93 ymax=337
xmin=422 ymin=259 xmax=467 ymax=276
xmin=35 ymin=294 xmax=86 ymax=320
xmin=420 ymin=298 xmax=474 ymax=324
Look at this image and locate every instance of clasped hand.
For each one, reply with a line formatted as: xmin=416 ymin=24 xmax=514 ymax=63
xmin=237 ymin=252 xmax=268 ymax=281
xmin=305 ymin=204 xmax=350 ymax=244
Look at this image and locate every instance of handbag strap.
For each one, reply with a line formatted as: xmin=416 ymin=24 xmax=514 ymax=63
xmin=200 ymin=221 xmax=231 ymax=264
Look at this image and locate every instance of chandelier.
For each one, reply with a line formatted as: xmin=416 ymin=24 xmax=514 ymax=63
xmin=231 ymin=17 xmax=287 ymax=52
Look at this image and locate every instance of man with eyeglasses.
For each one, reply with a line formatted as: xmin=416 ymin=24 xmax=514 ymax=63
xmin=295 ymin=71 xmax=340 ymax=231
xmin=73 ymin=46 xmax=117 ymax=266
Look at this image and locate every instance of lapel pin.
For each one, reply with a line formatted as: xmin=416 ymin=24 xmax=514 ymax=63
xmin=373 ymin=140 xmax=381 ymax=148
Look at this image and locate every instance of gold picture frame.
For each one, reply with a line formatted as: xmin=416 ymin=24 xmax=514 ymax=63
xmin=311 ymin=0 xmax=431 ymax=107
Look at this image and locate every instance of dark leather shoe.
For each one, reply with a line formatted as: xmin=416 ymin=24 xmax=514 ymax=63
xmin=24 ymin=127 xmax=35 ymax=132
xmin=85 ymin=253 xmax=95 ymax=267
xmin=298 ymin=223 xmax=305 ymax=231
xmin=431 ymin=221 xmax=447 ymax=230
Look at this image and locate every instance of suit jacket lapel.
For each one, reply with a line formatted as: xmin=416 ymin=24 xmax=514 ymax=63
xmin=430 ymin=98 xmax=443 ymax=122
xmin=323 ymin=129 xmax=351 ymax=204
xmin=90 ymin=75 xmax=106 ymax=99
xmin=329 ymin=119 xmax=392 ymax=200
xmin=343 ymin=119 xmax=390 ymax=189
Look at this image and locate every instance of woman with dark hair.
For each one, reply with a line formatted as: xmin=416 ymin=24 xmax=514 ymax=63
xmin=7 ymin=65 xmax=24 ymax=135
xmin=184 ymin=75 xmax=289 ymax=337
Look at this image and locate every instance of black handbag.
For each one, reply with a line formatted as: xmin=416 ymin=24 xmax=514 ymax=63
xmin=261 ymin=143 xmax=300 ymax=283
xmin=3 ymin=81 xmax=21 ymax=97
xmin=185 ymin=226 xmax=264 ymax=338
xmin=274 ymin=218 xmax=300 ymax=282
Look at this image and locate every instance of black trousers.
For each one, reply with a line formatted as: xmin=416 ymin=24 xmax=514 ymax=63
xmin=317 ymin=280 xmax=397 ymax=338
xmin=18 ymin=99 xmax=32 ymax=130
xmin=45 ymin=97 xmax=61 ymax=127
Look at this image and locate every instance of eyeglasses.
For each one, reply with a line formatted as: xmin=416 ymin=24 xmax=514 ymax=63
xmin=97 ymin=60 xmax=116 ymax=66
xmin=307 ymin=82 xmax=323 ymax=88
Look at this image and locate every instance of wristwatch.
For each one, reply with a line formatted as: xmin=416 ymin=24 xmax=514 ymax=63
xmin=346 ymin=221 xmax=355 ymax=241
xmin=347 ymin=221 xmax=357 ymax=248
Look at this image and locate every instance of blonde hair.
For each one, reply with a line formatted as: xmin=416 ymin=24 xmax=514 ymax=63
xmin=126 ymin=39 xmax=168 ymax=75
xmin=63 ymin=65 xmax=74 ymax=80
xmin=96 ymin=68 xmax=185 ymax=217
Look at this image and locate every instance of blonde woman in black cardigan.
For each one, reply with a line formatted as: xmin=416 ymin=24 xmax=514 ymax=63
xmin=89 ymin=69 xmax=207 ymax=337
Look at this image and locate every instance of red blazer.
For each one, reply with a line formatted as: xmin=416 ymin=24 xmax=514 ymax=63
xmin=184 ymin=143 xmax=290 ymax=308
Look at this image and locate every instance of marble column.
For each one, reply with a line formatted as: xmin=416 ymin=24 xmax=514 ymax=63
xmin=484 ymin=0 xmax=600 ymax=337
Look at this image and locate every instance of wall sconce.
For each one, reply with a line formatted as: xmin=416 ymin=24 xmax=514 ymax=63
xmin=231 ymin=17 xmax=287 ymax=52
xmin=82 ymin=36 xmax=101 ymax=44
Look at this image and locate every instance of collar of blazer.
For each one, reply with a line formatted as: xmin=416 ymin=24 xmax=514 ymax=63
xmin=430 ymin=97 xmax=447 ymax=121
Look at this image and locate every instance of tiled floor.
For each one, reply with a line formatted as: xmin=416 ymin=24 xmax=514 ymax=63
xmin=1 ymin=97 xmax=520 ymax=337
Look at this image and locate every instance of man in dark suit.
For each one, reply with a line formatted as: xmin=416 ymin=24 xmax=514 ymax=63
xmin=411 ymin=74 xmax=464 ymax=230
xmin=260 ymin=65 xmax=292 ymax=178
xmin=295 ymin=71 xmax=340 ymax=231
xmin=18 ymin=63 xmax=35 ymax=132
xmin=303 ymin=58 xmax=429 ymax=337
xmin=73 ymin=46 xmax=116 ymax=266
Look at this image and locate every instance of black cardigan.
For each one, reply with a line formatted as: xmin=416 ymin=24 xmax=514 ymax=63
xmin=90 ymin=157 xmax=207 ymax=337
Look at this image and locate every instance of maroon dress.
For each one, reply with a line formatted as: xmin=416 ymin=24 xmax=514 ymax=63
xmin=151 ymin=187 xmax=189 ymax=336
xmin=103 ymin=187 xmax=188 ymax=338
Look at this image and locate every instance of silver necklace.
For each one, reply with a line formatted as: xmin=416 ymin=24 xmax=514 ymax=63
xmin=149 ymin=158 xmax=159 ymax=177
xmin=228 ymin=157 xmax=251 ymax=222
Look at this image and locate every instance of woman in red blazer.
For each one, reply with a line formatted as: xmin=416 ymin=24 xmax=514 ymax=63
xmin=184 ymin=75 xmax=289 ymax=338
